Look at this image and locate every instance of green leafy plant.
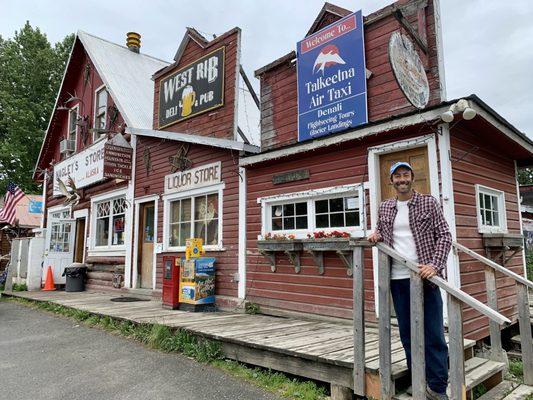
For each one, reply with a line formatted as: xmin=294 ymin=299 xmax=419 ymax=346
xmin=12 ymin=283 xmax=28 ymax=291
xmin=472 ymin=383 xmax=487 ymax=399
xmin=509 ymin=360 xmax=524 ymax=379
xmin=245 ymin=302 xmax=260 ymax=315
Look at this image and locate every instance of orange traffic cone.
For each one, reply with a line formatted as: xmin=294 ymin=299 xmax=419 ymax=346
xmin=42 ymin=266 xmax=56 ymax=291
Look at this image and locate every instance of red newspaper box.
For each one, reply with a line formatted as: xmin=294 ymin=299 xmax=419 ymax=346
xmin=162 ymin=255 xmax=180 ymax=309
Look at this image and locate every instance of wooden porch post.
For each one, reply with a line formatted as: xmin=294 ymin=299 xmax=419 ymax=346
xmin=410 ymin=272 xmax=426 ymax=399
xmin=517 ymin=283 xmax=533 ymax=385
xmin=378 ymin=250 xmax=393 ymax=399
xmin=353 ymin=246 xmax=366 ymax=396
xmin=484 ymin=266 xmax=505 ymax=362
xmin=447 ymin=295 xmax=466 ymax=400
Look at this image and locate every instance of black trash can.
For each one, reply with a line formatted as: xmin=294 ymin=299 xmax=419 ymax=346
xmin=62 ymin=265 xmax=87 ymax=292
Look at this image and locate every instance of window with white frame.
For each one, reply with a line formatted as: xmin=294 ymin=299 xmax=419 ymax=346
xmin=315 ymin=196 xmax=360 ymax=228
xmin=48 ymin=210 xmax=73 ymax=252
xmin=68 ymin=107 xmax=78 ymax=149
xmin=475 ymin=185 xmax=507 ymax=233
xmin=262 ymin=185 xmax=365 ymax=238
xmin=271 ymin=202 xmax=308 ymax=231
xmin=94 ymin=86 xmax=108 ymax=138
xmin=94 ymin=196 xmax=127 ymax=248
xmin=164 ymin=187 xmax=222 ymax=250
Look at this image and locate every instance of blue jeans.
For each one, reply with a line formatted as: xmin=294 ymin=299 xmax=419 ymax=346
xmin=390 ymin=279 xmax=449 ymax=394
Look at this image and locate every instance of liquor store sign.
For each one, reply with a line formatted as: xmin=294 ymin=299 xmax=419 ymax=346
xmin=53 ymin=139 xmax=132 ymax=196
xmin=297 ymin=11 xmax=367 ymax=142
xmin=164 ymin=162 xmax=221 ymax=194
xmin=158 ymin=47 xmax=225 ymax=128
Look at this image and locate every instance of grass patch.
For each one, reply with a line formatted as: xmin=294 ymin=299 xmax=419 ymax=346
xmin=245 ymin=302 xmax=261 ymax=315
xmin=472 ymin=383 xmax=487 ymax=399
xmin=508 ymin=360 xmax=524 ymax=380
xmin=3 ymin=295 xmax=327 ymax=399
xmin=213 ymin=359 xmax=328 ymax=399
xmin=12 ymin=283 xmax=27 ymax=291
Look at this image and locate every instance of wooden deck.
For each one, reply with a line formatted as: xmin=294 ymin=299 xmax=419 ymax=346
xmin=4 ymin=289 xmax=475 ymax=399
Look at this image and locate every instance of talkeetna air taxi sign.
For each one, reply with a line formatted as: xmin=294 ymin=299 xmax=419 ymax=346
xmin=158 ymin=47 xmax=225 ymax=128
xmin=297 ymin=11 xmax=367 ymax=142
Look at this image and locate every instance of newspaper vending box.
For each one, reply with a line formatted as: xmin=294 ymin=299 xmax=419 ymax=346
xmin=179 ymin=257 xmax=216 ymax=312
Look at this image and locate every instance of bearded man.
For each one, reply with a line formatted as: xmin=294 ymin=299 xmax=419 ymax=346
xmin=368 ymin=161 xmax=452 ymax=400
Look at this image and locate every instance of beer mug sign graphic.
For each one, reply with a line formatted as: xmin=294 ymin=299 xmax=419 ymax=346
xmin=181 ymin=85 xmax=196 ymax=117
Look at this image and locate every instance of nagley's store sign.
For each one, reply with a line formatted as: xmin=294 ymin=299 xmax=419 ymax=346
xmin=53 ymin=137 xmax=132 ymax=196
xmin=164 ymin=162 xmax=221 ymax=194
xmin=158 ymin=47 xmax=225 ymax=129
xmin=297 ymin=11 xmax=367 ymax=142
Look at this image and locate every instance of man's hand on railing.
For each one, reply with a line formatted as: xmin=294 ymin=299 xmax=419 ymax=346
xmin=367 ymin=231 xmax=381 ymax=243
xmin=418 ymin=264 xmax=438 ymax=279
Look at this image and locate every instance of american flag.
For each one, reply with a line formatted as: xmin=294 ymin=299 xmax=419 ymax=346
xmin=0 ymin=183 xmax=25 ymax=226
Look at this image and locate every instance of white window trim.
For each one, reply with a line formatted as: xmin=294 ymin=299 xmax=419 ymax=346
xmin=67 ymin=104 xmax=79 ymax=154
xmin=89 ymin=188 xmax=128 ymax=256
xmin=162 ymin=182 xmax=225 ymax=252
xmin=258 ymin=184 xmax=365 ymax=239
xmin=93 ymin=84 xmax=107 ymax=141
xmin=475 ymin=184 xmax=508 ymax=234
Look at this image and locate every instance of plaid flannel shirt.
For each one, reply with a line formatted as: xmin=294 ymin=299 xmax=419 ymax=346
xmin=375 ymin=190 xmax=452 ymax=278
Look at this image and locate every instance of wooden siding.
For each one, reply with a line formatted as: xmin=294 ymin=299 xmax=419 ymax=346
xmin=152 ymin=29 xmax=240 ymax=139
xmin=245 ymin=128 xmax=432 ymax=320
xmin=41 ymin=38 xmax=128 ymax=266
xmin=258 ymin=0 xmax=442 ymax=151
xmin=451 ymin=126 xmax=524 ymax=340
xmin=134 ymin=136 xmax=240 ymax=297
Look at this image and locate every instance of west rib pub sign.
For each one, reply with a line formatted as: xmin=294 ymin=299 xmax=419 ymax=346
xmin=297 ymin=10 xmax=367 ymax=142
xmin=158 ymin=47 xmax=225 ymax=128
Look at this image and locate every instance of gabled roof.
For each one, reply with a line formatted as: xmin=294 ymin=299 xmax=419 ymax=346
xmin=35 ymin=31 xmax=170 ymax=178
xmin=306 ymin=2 xmax=352 ymax=36
xmin=77 ymin=30 xmax=170 ymax=128
xmin=173 ymin=27 xmax=209 ymax=63
xmin=153 ymin=27 xmax=240 ymax=80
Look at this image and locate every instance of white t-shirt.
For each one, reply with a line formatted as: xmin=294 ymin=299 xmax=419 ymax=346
xmin=391 ymin=200 xmax=418 ymax=280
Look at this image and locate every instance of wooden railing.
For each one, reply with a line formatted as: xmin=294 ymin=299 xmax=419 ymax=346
xmin=352 ymin=241 xmax=514 ymax=400
xmin=453 ymin=242 xmax=533 ymax=386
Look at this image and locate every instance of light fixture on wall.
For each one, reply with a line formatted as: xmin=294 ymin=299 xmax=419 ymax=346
xmin=440 ymin=98 xmax=477 ymax=123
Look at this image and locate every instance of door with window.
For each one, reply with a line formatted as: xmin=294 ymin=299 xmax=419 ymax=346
xmin=44 ymin=208 xmax=75 ymax=284
xmin=74 ymin=217 xmax=86 ymax=263
xmin=138 ymin=203 xmax=155 ymax=289
xmin=379 ymin=146 xmax=430 ymax=201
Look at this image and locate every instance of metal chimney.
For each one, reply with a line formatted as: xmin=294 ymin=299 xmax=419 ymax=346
xmin=126 ymin=32 xmax=141 ymax=53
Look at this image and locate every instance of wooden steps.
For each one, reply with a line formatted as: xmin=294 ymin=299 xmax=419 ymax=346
xmin=477 ymin=381 xmax=533 ymax=400
xmin=394 ymin=356 xmax=506 ymax=399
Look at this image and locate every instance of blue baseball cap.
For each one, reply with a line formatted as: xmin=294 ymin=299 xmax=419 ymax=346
xmin=390 ymin=161 xmax=413 ymax=176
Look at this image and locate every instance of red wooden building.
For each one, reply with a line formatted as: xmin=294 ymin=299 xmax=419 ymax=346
xmin=34 ymin=31 xmax=169 ymax=287
xmin=240 ymin=1 xmax=533 ymax=340
xmin=126 ymin=27 xmax=260 ymax=305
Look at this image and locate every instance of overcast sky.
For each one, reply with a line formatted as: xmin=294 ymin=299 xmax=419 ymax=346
xmin=1 ymin=0 xmax=532 ymax=138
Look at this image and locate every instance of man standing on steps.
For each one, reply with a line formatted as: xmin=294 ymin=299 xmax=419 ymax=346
xmin=368 ymin=161 xmax=452 ymax=400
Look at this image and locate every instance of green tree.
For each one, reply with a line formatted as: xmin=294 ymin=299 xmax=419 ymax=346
xmin=0 ymin=22 xmax=73 ymax=194
xmin=518 ymin=167 xmax=533 ymax=185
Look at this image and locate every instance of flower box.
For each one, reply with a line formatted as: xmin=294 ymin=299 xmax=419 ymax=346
xmin=257 ymin=240 xmax=303 ymax=252
xmin=301 ymin=237 xmax=353 ymax=252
